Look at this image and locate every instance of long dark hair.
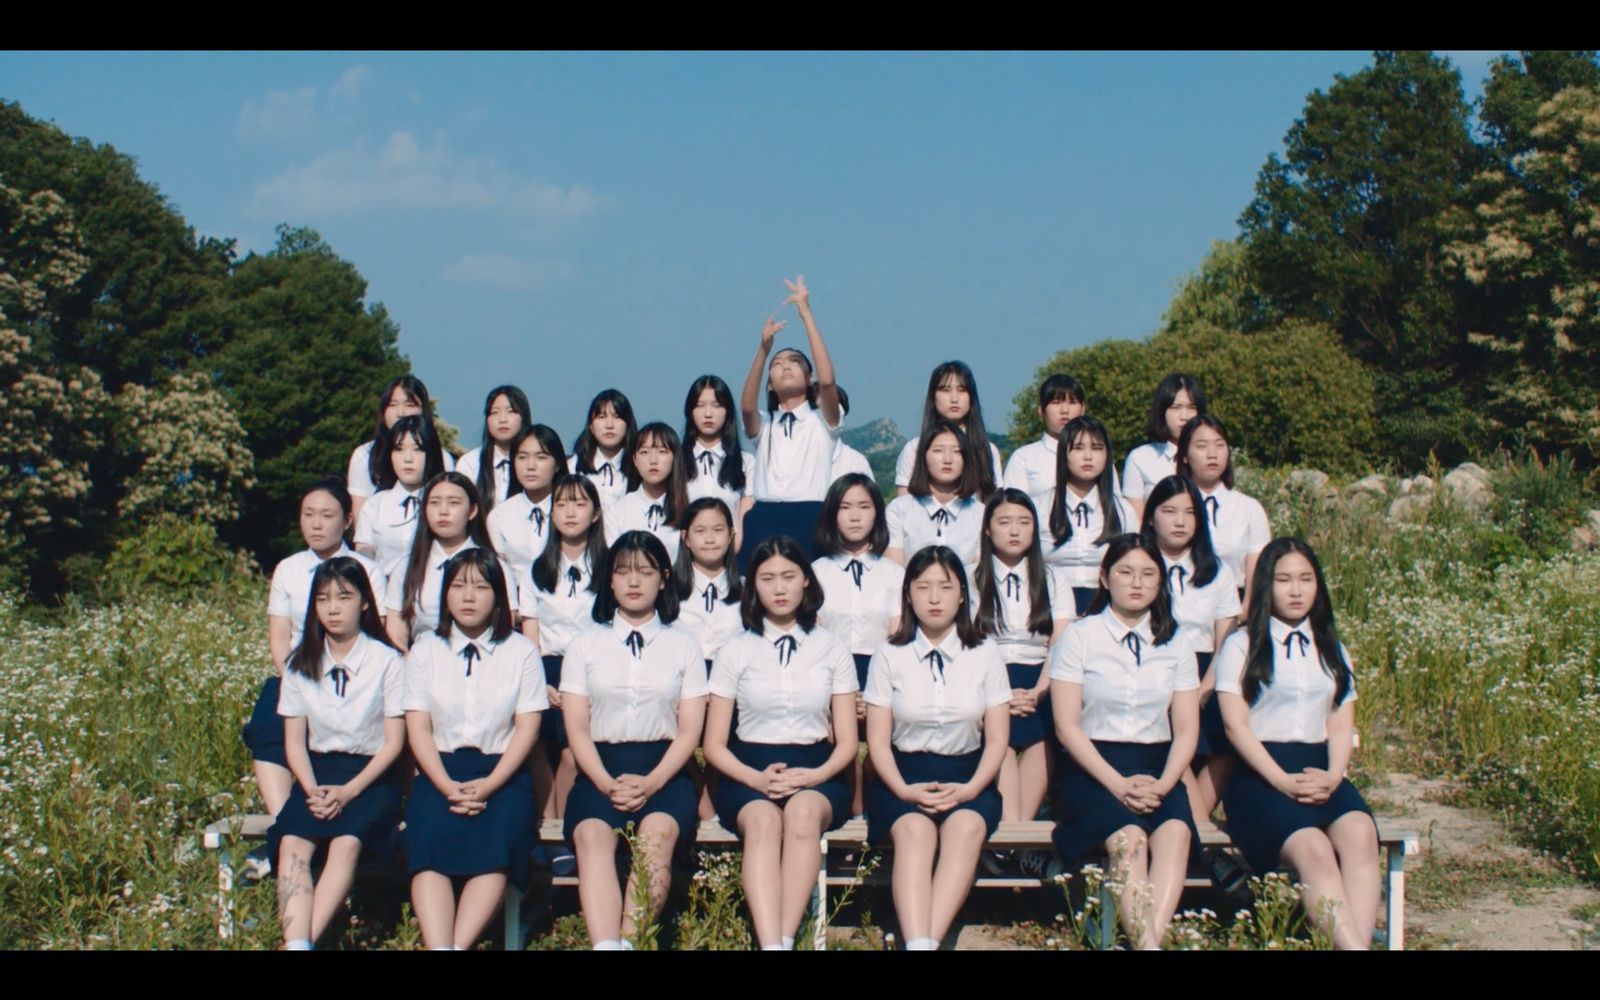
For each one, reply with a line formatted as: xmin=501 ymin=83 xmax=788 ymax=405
xmin=532 ymin=473 xmax=605 ymax=595
xmin=1048 ymin=416 xmax=1123 ymax=547
xmin=672 ymin=498 xmax=742 ymax=605
xmin=366 ymin=375 xmax=436 ymax=486
xmin=435 ymin=547 xmax=515 ymax=643
xmin=1240 ymin=538 xmax=1352 ymax=707
xmin=572 ymin=389 xmax=638 ymax=474
xmin=1175 ymin=413 xmax=1236 ymax=491
xmin=973 ymin=490 xmax=1053 ymax=640
xmin=916 ymin=361 xmax=997 ymax=494
xmin=591 ymin=530 xmax=681 ymax=625
xmin=1144 ymin=372 xmax=1208 ymax=444
xmin=372 ymin=414 xmax=446 ymax=493
xmin=765 ymin=348 xmax=818 ymax=413
xmin=507 ymin=423 xmax=569 ymax=501
xmin=906 ymin=419 xmax=988 ymax=502
xmin=1139 ymin=475 xmax=1221 ymax=590
xmin=682 ymin=375 xmax=746 ymax=493
xmin=473 ymin=385 xmax=532 ymax=513
xmin=814 ymin=472 xmax=889 ymax=556
xmin=740 ymin=535 xmax=823 ymax=632
xmin=627 ymin=422 xmax=690 ymax=524
xmin=1084 ymin=533 xmax=1178 ymax=647
xmin=288 ymin=557 xmax=396 ymax=681
xmin=888 ymin=545 xmax=983 ymax=649
xmin=399 ymin=472 xmax=493 ymax=630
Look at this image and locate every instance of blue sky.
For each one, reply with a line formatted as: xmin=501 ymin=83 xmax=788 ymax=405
xmin=0 ymin=51 xmax=1506 ymax=445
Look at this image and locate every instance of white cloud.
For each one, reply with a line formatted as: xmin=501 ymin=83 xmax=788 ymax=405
xmin=440 ymin=253 xmax=576 ymax=290
xmin=236 ymin=86 xmax=317 ymax=143
xmin=330 ymin=65 xmax=372 ymax=103
xmin=251 ymin=130 xmax=607 ymax=224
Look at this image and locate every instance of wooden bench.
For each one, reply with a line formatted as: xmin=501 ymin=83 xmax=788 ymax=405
xmin=203 ymin=815 xmax=1418 ymax=949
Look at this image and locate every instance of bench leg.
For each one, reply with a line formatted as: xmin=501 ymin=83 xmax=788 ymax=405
xmin=217 ymin=848 xmax=236 ymax=942
xmin=1384 ymin=841 xmax=1407 ymax=951
xmin=812 ymin=836 xmax=828 ymax=952
xmin=503 ymin=884 xmax=525 ymax=951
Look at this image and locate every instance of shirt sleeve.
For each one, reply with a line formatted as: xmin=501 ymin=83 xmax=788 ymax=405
xmin=381 ymin=650 xmax=406 ymax=717
xmin=892 ymin=439 xmax=916 ymax=488
xmin=267 ymin=563 xmax=293 ymax=618
xmin=487 ymin=507 xmax=510 ymax=564
xmin=402 ymin=645 xmax=432 ymax=712
xmin=383 ymin=564 xmax=406 ymax=614
xmin=1173 ymin=644 xmax=1200 ymax=691
xmin=517 ymin=567 xmax=541 ymax=623
xmin=347 ymin=443 xmax=375 ymax=498
xmin=1336 ymin=643 xmax=1358 ymax=705
xmin=1120 ymin=447 xmax=1148 ymax=502
xmin=885 ymin=497 xmax=910 ymax=551
xmin=457 ymin=448 xmax=480 ymax=485
xmin=981 ymin=645 xmax=1012 ymax=707
xmin=1046 ymin=572 xmax=1074 ymax=621
xmin=498 ymin=557 xmax=520 ymax=612
xmin=441 ymin=450 xmax=456 ymax=472
xmin=1002 ymin=450 xmax=1027 ymax=491
xmin=1048 ymin=622 xmax=1085 ymax=683
xmin=862 ymin=646 xmax=894 ymax=708
xmin=361 ymin=559 xmax=389 ymax=612
xmin=277 ymin=671 xmax=308 ymax=717
xmin=1211 ymin=633 xmax=1248 ymax=696
xmin=1213 ymin=566 xmax=1242 ymax=620
xmin=558 ymin=633 xmax=591 ymax=696
xmin=741 ymin=453 xmax=756 ymax=499
xmin=707 ymin=641 xmax=742 ymax=700
xmin=515 ymin=645 xmax=550 ymax=715
xmin=828 ymin=637 xmax=859 ymax=695
xmin=679 ymin=634 xmax=710 ymax=699
xmin=1244 ymin=497 xmax=1272 ymax=554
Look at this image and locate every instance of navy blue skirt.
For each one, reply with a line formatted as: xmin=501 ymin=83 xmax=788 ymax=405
xmin=1006 ymin=662 xmax=1053 ymax=750
xmin=853 ymin=653 xmax=873 ymax=691
xmin=540 ymin=655 xmax=568 ymax=759
xmin=712 ymin=738 xmax=851 ymax=832
xmin=1192 ymin=652 xmax=1230 ymax=759
xmin=1222 ymin=741 xmax=1373 ymax=875
xmin=1071 ymin=587 xmax=1097 ymax=617
xmin=866 ymin=748 xmax=1002 ymax=844
xmin=241 ymin=676 xmax=287 ymax=767
xmin=1051 ymin=740 xmax=1199 ymax=866
xmin=563 ymin=740 xmax=698 ymax=845
xmin=405 ymin=748 xmax=538 ymax=890
xmin=267 ymin=751 xmax=402 ymax=863
xmin=738 ymin=501 xmax=823 ymax=576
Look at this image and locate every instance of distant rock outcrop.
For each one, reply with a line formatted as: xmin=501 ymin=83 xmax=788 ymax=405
xmin=840 ymin=418 xmax=906 ymax=456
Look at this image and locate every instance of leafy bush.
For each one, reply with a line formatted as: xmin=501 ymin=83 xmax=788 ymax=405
xmin=102 ymin=514 xmax=257 ymax=600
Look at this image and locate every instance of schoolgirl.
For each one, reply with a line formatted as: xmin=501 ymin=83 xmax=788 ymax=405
xmin=1042 ymin=415 xmax=1138 ymax=617
xmin=1121 ymin=373 xmax=1207 ymax=521
xmin=353 ymin=415 xmax=447 ymax=571
xmin=456 ymin=385 xmax=531 ymax=518
xmin=682 ymin=375 xmax=754 ymax=546
xmin=486 ymin=423 xmax=567 ymax=578
xmin=704 ymin=536 xmax=857 ymax=950
xmin=1175 ymin=415 xmax=1271 ymax=611
xmin=568 ymin=389 xmax=638 ymax=517
xmin=811 ymin=472 xmax=903 ymax=818
xmin=403 ymin=549 xmax=546 ymax=950
xmin=517 ymin=474 xmax=607 ymax=830
xmin=671 ymin=498 xmax=746 ymax=673
xmin=383 ymin=472 xmax=515 ymax=652
xmin=892 ymin=361 xmax=1004 ymax=498
xmin=346 ymin=375 xmax=453 ymax=524
xmin=1140 ymin=474 xmax=1241 ymax=820
xmin=864 ymin=545 xmax=1010 ymax=951
xmin=884 ymin=420 xmax=989 ymax=576
xmin=608 ymin=422 xmax=690 ymax=559
xmin=561 ymin=531 xmax=709 ymax=951
xmin=271 ymin=557 xmax=406 ymax=950
xmin=249 ymin=480 xmax=389 ymax=836
xmin=1049 ymin=533 xmax=1200 ymax=950
xmin=1215 ymin=538 xmax=1378 ymax=950
xmin=1002 ymin=374 xmax=1086 ymax=499
xmin=971 ymin=489 xmax=1072 ymax=826
xmin=737 ymin=275 xmax=843 ymax=574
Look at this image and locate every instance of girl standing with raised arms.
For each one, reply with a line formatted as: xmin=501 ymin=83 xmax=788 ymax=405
xmin=738 ymin=275 xmax=843 ymax=574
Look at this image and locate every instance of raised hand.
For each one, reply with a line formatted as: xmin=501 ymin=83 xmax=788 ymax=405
xmin=761 ymin=313 xmax=786 ymax=351
xmin=783 ymin=275 xmax=810 ymax=312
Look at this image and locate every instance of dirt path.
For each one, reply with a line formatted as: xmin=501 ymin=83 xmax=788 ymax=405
xmin=1369 ymin=772 xmax=1600 ymax=950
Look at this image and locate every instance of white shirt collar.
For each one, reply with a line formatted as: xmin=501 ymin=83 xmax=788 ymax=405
xmin=612 ymin=614 xmax=662 ymax=646
xmin=991 ymin=556 xmax=1028 ymax=589
xmin=1269 ymin=616 xmax=1312 ymax=644
xmin=694 ymin=442 xmax=726 ymax=458
xmin=760 ymin=620 xmax=806 ymax=645
xmin=1040 ymin=433 xmax=1058 ymax=453
xmin=911 ymin=628 xmax=963 ymax=663
xmin=694 ymin=568 xmax=730 ymax=592
xmin=447 ymin=627 xmax=498 ymax=657
xmin=323 ymin=633 xmax=370 ymax=675
xmin=1100 ymin=610 xmax=1153 ymax=645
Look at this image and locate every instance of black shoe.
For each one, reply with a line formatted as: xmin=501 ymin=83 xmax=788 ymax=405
xmin=1207 ymin=847 xmax=1249 ymax=896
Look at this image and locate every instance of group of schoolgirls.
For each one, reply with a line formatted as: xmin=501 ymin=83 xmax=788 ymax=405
xmin=242 ymin=276 xmax=1379 ymax=951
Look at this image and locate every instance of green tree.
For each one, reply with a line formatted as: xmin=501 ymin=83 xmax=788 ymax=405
xmin=1239 ymin=51 xmax=1480 ymax=465
xmin=1159 ymin=239 xmax=1274 ymax=336
xmin=113 ymin=372 xmax=256 ymax=526
xmin=1479 ymin=51 xmax=1600 ymax=158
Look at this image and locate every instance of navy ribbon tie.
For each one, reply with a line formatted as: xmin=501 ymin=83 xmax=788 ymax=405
xmin=437 ymin=560 xmax=450 ymax=573
xmin=599 ymin=462 xmax=614 ymax=486
xmin=929 ymin=508 xmax=951 ymax=536
xmin=774 ymin=635 xmax=798 ymax=667
xmin=1004 ymin=572 xmax=1022 ymax=600
xmin=399 ymin=494 xmax=419 ymax=522
xmin=566 ymin=565 xmax=582 ymax=597
xmin=845 ymin=558 xmax=865 ymax=589
xmin=1283 ymin=632 xmax=1310 ymax=659
xmin=703 ymin=582 xmax=718 ymax=612
xmin=1073 ymin=501 xmax=1091 ymax=529
xmin=529 ymin=507 xmax=545 ymax=532
xmin=779 ymin=411 xmax=797 ymax=438
xmin=625 ymin=630 xmax=645 ymax=658
xmin=1169 ymin=564 xmax=1187 ymax=595
xmin=926 ymin=649 xmax=946 ymax=682
xmin=647 ymin=503 xmax=665 ymax=531
xmin=1121 ymin=632 xmax=1143 ymax=666
xmin=495 ymin=457 xmax=510 ymax=473
xmin=697 ymin=450 xmax=717 ymax=475
xmin=461 ymin=643 xmax=480 ymax=677
xmin=329 ymin=665 xmax=349 ymax=698
xmin=1205 ymin=495 xmax=1220 ymax=527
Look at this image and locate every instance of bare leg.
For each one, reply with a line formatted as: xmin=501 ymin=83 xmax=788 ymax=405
xmin=256 ymin=761 xmax=293 ymax=816
xmin=620 ymin=813 xmax=679 ymax=939
xmin=308 ymin=835 xmax=362 ymax=942
xmin=780 ymin=792 xmax=831 ymax=939
xmin=531 ymin=747 xmax=557 ymax=820
xmin=929 ymin=810 xmax=987 ymax=944
xmin=998 ymin=751 xmax=1022 ymax=822
xmin=1329 ymin=811 xmax=1380 ymax=947
xmin=1106 ymin=826 xmax=1155 ymax=948
xmin=276 ymin=836 xmax=316 ymax=945
xmin=1281 ymin=827 xmax=1365 ymax=950
xmin=1195 ymin=755 xmax=1232 ymax=821
xmin=1018 ymin=742 xmax=1050 ymax=822
xmin=452 ymin=872 xmax=509 ymax=950
xmin=737 ymin=801 xmax=785 ymax=947
xmin=1181 ymin=770 xmax=1207 ymax=824
xmin=410 ymin=870 xmax=458 ymax=949
xmin=889 ymin=814 xmax=938 ymax=942
xmin=1146 ymin=820 xmax=1190 ymax=948
xmin=554 ymin=750 xmax=577 ymax=819
xmin=573 ymin=819 xmax=622 ymax=943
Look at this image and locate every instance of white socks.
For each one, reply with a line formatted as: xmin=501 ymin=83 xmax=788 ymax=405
xmin=906 ymin=937 xmax=939 ymax=951
xmin=284 ymin=939 xmax=313 ymax=951
xmin=592 ymin=940 xmax=623 ymax=951
xmin=781 ymin=936 xmax=795 ymax=950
